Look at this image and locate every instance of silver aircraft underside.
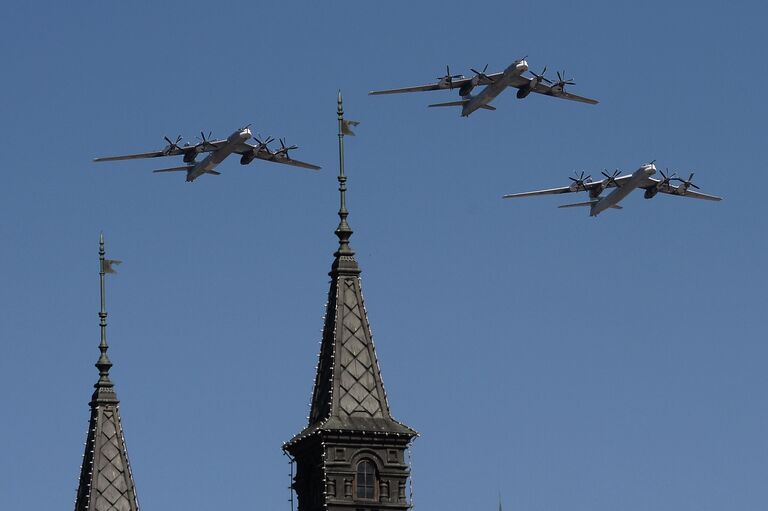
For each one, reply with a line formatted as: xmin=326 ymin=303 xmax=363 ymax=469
xmin=503 ymin=163 xmax=722 ymax=216
xmin=94 ymin=126 xmax=320 ymax=182
xmin=369 ymin=58 xmax=598 ymax=116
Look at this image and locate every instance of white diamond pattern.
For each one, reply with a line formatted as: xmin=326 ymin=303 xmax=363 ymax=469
xmin=337 ymin=279 xmax=384 ymax=418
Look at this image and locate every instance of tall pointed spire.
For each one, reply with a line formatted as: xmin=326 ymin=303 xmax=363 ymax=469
xmin=284 ymin=95 xmax=416 ymax=511
xmin=74 ymin=235 xmax=139 ymax=511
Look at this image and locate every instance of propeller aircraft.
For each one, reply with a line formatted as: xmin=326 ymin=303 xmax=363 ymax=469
xmin=502 ymin=162 xmax=722 ymax=216
xmin=94 ymin=126 xmax=320 ymax=182
xmin=369 ymin=58 xmax=598 ymax=117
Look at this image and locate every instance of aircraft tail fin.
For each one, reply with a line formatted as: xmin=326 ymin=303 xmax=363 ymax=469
xmin=153 ymin=165 xmax=194 ymax=173
xmin=428 ymin=99 xmax=470 ymax=108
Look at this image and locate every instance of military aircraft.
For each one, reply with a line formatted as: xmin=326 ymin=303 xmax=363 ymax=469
xmin=94 ymin=126 xmax=320 ymax=182
xmin=369 ymin=58 xmax=598 ymax=117
xmin=502 ymin=163 xmax=722 ymax=216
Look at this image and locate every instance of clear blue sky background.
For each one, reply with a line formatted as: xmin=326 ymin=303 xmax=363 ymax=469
xmin=1 ymin=1 xmax=766 ymax=510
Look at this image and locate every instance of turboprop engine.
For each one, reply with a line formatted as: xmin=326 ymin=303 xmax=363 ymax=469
xmin=518 ymin=67 xmax=551 ymax=99
xmin=460 ymin=64 xmax=493 ymax=96
xmin=645 ymin=169 xmax=676 ymax=198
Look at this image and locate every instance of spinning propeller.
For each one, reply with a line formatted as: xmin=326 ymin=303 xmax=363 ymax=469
xmin=673 ymin=173 xmax=700 ymax=191
xmin=254 ymin=134 xmax=274 ymax=151
xmin=162 ymin=135 xmax=182 ymax=155
xmin=601 ymin=169 xmax=622 ymax=188
xmin=568 ymin=171 xmax=592 ymax=191
xmin=553 ymin=71 xmax=576 ymax=90
xmin=529 ymin=67 xmax=552 ymax=85
xmin=276 ymin=138 xmax=298 ymax=157
xmin=194 ymin=131 xmax=215 ymax=151
xmin=437 ymin=65 xmax=464 ymax=87
xmin=470 ymin=64 xmax=494 ymax=83
xmin=657 ymin=168 xmax=677 ymax=189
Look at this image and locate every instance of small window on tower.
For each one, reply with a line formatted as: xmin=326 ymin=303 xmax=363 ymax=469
xmin=356 ymin=459 xmax=377 ymax=500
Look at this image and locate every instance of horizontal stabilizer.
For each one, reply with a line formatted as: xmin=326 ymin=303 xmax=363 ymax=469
xmin=153 ymin=165 xmax=194 ymax=173
xmin=479 ymin=104 xmax=497 ymax=111
xmin=428 ymin=99 xmax=470 ymax=108
xmin=558 ymin=200 xmax=597 ymax=209
xmin=558 ymin=200 xmax=623 ymax=210
xmin=206 ymin=170 xmax=221 ymax=176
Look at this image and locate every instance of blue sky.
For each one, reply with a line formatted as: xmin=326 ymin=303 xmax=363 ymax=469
xmin=1 ymin=1 xmax=766 ymax=510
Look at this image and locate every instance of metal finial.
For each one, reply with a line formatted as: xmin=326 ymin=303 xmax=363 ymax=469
xmin=335 ymin=91 xmax=354 ymax=258
xmin=96 ymin=233 xmax=113 ymax=389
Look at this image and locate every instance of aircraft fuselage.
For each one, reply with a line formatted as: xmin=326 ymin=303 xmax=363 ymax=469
xmin=591 ymin=164 xmax=657 ymax=216
xmin=462 ymin=60 xmax=529 ymax=117
xmin=187 ymin=128 xmax=252 ymax=182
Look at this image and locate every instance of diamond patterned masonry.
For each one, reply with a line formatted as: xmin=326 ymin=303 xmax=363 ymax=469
xmin=74 ymin=404 xmax=139 ymax=511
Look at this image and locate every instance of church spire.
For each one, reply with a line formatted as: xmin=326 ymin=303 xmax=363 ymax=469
xmin=284 ymin=95 xmax=416 ymax=511
xmin=74 ymin=235 xmax=139 ymax=511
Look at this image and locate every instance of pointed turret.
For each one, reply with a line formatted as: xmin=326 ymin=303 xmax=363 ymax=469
xmin=73 ymin=235 xmax=139 ymax=511
xmin=284 ymin=93 xmax=416 ymax=511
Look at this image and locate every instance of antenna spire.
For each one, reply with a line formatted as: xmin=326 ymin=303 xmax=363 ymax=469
xmin=94 ymin=233 xmax=115 ymax=399
xmin=335 ymin=91 xmax=354 ymax=256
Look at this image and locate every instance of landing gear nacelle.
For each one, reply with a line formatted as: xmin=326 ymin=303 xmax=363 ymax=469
xmin=459 ymin=82 xmax=475 ymax=97
xmin=182 ymin=151 xmax=197 ymax=163
xmin=240 ymin=152 xmax=256 ymax=165
xmin=644 ymin=188 xmax=659 ymax=199
xmin=516 ymin=87 xmax=532 ymax=99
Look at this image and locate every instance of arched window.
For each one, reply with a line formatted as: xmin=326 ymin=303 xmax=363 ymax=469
xmin=356 ymin=459 xmax=377 ymax=500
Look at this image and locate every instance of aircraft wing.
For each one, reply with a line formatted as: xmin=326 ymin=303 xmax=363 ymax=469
xmin=644 ymin=180 xmax=722 ymax=201
xmin=94 ymin=150 xmax=173 ymax=162
xmin=269 ymin=156 xmax=322 ymax=171
xmin=236 ymin=142 xmax=321 ymax=171
xmin=501 ymin=75 xmax=599 ymax=105
xmin=503 ymin=174 xmax=632 ymax=198
xmin=503 ymin=185 xmax=575 ymax=198
xmin=94 ymin=139 xmax=226 ymax=162
xmin=547 ymin=90 xmax=599 ymax=105
xmin=369 ymin=73 xmax=502 ymax=95
xmin=531 ymin=81 xmax=599 ymax=104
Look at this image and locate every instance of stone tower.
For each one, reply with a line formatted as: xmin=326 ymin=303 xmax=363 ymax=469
xmin=283 ymin=93 xmax=417 ymax=511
